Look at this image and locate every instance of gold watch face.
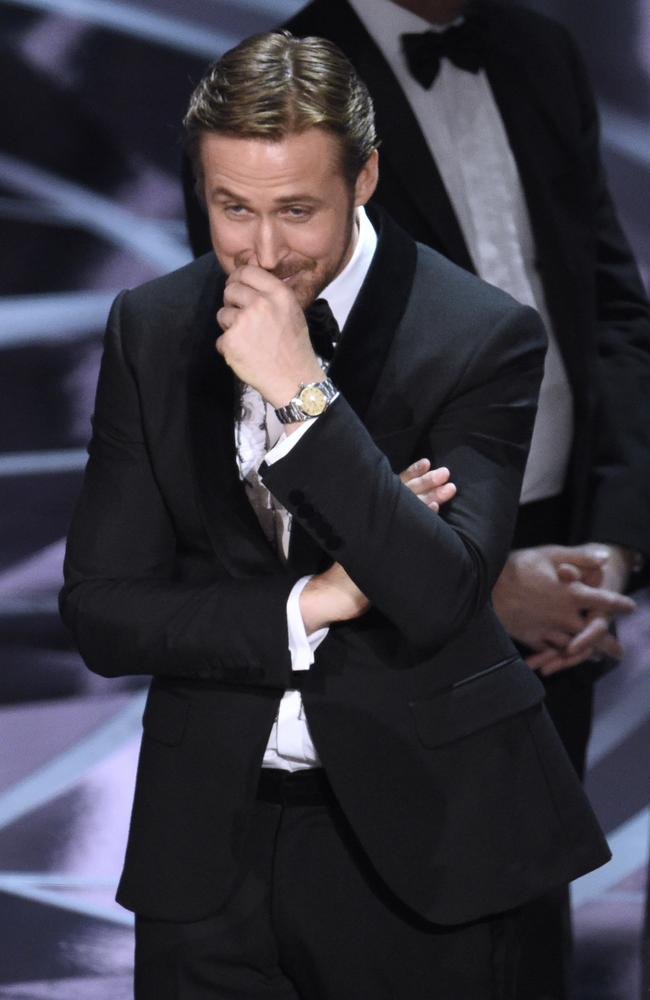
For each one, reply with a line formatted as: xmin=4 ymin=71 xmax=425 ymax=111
xmin=299 ymin=386 xmax=327 ymax=416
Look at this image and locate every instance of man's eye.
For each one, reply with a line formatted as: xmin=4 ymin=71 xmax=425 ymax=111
xmin=225 ymin=204 xmax=248 ymax=217
xmin=284 ymin=206 xmax=310 ymax=219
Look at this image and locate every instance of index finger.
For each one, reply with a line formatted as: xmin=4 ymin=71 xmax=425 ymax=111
xmin=550 ymin=546 xmax=610 ymax=571
xmin=568 ymin=582 xmax=636 ymax=615
xmin=227 ymin=264 xmax=284 ymax=293
xmin=566 ymin=618 xmax=623 ymax=658
xmin=400 ymin=458 xmax=430 ymax=484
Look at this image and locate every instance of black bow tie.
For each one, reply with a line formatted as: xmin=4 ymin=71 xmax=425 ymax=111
xmin=401 ymin=18 xmax=485 ymax=89
xmin=305 ymin=298 xmax=340 ymax=362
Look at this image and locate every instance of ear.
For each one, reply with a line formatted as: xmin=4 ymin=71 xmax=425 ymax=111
xmin=354 ymin=149 xmax=379 ymax=207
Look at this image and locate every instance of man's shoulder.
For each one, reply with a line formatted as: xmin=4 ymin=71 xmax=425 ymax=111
xmin=402 ymin=242 xmax=547 ymax=387
xmin=412 ymin=240 xmax=530 ymax=324
xmin=109 ymin=253 xmax=223 ymax=364
xmin=481 ymin=1 xmax=576 ymax=59
xmin=121 ymin=252 xmax=221 ymax=316
xmin=371 ymin=206 xmax=539 ymax=342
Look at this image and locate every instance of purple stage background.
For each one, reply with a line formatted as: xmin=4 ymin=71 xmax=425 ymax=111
xmin=1 ymin=1 xmax=648 ymax=998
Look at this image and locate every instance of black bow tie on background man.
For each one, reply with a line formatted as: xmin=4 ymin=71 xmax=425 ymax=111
xmin=305 ymin=298 xmax=340 ymax=363
xmin=401 ymin=17 xmax=485 ymax=89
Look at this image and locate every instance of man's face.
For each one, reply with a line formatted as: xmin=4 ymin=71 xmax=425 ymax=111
xmin=200 ymin=128 xmax=378 ymax=309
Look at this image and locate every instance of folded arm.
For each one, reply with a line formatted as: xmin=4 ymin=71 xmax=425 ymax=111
xmin=262 ymin=304 xmax=546 ymax=650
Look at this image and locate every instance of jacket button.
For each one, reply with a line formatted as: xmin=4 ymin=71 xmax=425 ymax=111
xmin=289 ymin=489 xmax=305 ymax=505
xmin=297 ymin=502 xmax=314 ymax=518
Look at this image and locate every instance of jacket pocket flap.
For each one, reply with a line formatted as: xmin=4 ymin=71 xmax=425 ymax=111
xmin=410 ymin=657 xmax=545 ymax=748
xmin=142 ymin=689 xmax=189 ymax=746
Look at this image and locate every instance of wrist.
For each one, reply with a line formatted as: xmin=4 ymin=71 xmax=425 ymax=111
xmin=264 ymin=362 xmax=326 ymax=409
xmin=274 ymin=376 xmax=339 ymax=424
xmin=587 ymin=542 xmax=639 ymax=591
xmin=610 ymin=545 xmax=644 ymax=575
xmin=299 ymin=575 xmax=332 ymax=634
xmin=299 ymin=571 xmax=368 ymax=633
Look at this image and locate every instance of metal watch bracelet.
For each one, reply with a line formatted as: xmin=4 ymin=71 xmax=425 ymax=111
xmin=274 ymin=378 xmax=338 ymax=424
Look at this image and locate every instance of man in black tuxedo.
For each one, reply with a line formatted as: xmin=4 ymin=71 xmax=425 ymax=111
xmin=181 ymin=5 xmax=650 ymax=996
xmin=63 ymin=31 xmax=610 ymax=999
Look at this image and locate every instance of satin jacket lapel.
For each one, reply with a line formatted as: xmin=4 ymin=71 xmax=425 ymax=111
xmin=187 ymin=260 xmax=280 ymax=576
xmin=329 ymin=207 xmax=417 ymax=421
xmin=288 ymin=208 xmax=419 ymax=574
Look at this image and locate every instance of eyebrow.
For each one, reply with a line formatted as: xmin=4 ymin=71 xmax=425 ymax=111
xmin=210 ymin=186 xmax=322 ymax=207
xmin=210 ymin=187 xmax=247 ymax=204
xmin=273 ymin=194 xmax=322 ymax=206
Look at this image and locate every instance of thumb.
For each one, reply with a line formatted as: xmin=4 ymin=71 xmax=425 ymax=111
xmin=556 ymin=562 xmax=582 ymax=582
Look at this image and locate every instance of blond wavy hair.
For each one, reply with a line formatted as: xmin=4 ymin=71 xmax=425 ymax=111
xmin=184 ymin=31 xmax=377 ymax=197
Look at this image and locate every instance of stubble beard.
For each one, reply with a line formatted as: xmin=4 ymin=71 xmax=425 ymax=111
xmin=294 ymin=202 xmax=358 ymax=310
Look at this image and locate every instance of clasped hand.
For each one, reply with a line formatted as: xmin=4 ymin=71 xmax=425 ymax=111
xmin=492 ymin=543 xmax=636 ymax=676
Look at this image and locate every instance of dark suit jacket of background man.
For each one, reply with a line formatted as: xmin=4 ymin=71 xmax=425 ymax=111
xmin=60 ymin=208 xmax=609 ymax=925
xmin=183 ymin=1 xmax=650 ymax=779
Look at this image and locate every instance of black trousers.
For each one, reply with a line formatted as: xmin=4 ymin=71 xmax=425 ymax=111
xmin=135 ymin=769 xmax=520 ymax=1000
xmin=515 ymin=667 xmax=595 ymax=1000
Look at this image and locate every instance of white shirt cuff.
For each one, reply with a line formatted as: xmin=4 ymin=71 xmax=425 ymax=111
xmin=264 ymin=396 xmax=340 ymax=467
xmin=287 ymin=575 xmax=329 ymax=672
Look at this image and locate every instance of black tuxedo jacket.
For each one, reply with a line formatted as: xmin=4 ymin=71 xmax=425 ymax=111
xmin=184 ymin=1 xmax=650 ymax=561
xmin=61 ymin=211 xmax=609 ymax=925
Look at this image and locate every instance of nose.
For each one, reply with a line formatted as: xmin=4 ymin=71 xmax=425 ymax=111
xmin=251 ymin=217 xmax=287 ymax=272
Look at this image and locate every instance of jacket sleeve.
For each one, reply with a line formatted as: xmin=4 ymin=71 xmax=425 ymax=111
xmin=59 ymin=291 xmax=295 ymax=688
xmin=561 ymin=31 xmax=650 ymax=561
xmin=261 ymin=302 xmax=546 ymax=651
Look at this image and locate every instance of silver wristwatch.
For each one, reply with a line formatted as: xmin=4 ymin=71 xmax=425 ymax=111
xmin=274 ymin=378 xmax=338 ymax=423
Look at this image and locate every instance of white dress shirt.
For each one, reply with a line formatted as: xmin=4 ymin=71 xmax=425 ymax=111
xmin=234 ymin=207 xmax=378 ymax=770
xmin=349 ymin=0 xmax=573 ymax=504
